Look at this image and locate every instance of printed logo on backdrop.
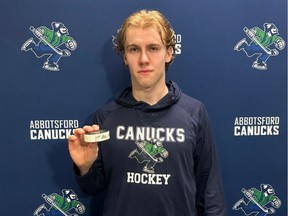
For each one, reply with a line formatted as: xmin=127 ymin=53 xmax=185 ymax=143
xmin=33 ymin=189 xmax=85 ymax=216
xmin=30 ymin=120 xmax=79 ymax=140
xmin=21 ymin=22 xmax=77 ymax=71
xmin=234 ymin=116 xmax=280 ymax=136
xmin=174 ymin=33 xmax=182 ymax=55
xmin=234 ymin=23 xmax=285 ymax=70
xmin=233 ymin=184 xmax=282 ymax=215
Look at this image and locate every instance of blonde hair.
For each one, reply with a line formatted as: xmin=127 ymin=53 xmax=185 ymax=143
xmin=113 ymin=10 xmax=176 ymax=70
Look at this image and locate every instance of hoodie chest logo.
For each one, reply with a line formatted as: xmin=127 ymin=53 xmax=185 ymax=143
xmin=116 ymin=126 xmax=185 ymax=142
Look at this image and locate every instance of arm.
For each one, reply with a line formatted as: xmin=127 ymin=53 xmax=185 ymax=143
xmin=68 ymin=124 xmax=106 ymax=195
xmin=193 ymin=106 xmax=227 ymax=216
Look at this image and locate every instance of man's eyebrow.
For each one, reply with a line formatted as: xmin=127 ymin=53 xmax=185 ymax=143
xmin=126 ymin=44 xmax=138 ymax=47
xmin=147 ymin=44 xmax=161 ymax=47
xmin=126 ymin=43 xmax=161 ymax=48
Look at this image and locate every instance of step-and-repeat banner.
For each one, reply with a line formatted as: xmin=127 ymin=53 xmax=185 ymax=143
xmin=1 ymin=0 xmax=286 ymax=215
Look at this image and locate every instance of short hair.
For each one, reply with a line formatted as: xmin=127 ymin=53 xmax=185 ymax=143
xmin=113 ymin=10 xmax=176 ymax=70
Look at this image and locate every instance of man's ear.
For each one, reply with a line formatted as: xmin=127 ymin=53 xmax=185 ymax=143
xmin=123 ymin=54 xmax=128 ymax=65
xmin=165 ymin=46 xmax=173 ymax=63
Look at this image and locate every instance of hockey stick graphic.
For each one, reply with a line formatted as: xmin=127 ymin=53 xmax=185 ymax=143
xmin=243 ymin=27 xmax=278 ymax=56
xmin=135 ymin=141 xmax=163 ymax=163
xmin=241 ymin=188 xmax=274 ymax=214
xmin=30 ymin=26 xmax=71 ymax=56
xmin=42 ymin=194 xmax=78 ymax=216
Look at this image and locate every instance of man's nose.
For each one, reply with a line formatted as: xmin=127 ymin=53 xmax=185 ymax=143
xmin=139 ymin=51 xmax=149 ymax=63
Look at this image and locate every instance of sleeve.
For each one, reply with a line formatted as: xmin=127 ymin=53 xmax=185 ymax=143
xmin=193 ymin=105 xmax=227 ymax=216
xmin=74 ymin=150 xmax=106 ymax=195
xmin=73 ymin=111 xmax=108 ymax=195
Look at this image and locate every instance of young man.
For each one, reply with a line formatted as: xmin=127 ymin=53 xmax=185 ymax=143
xmin=68 ymin=10 xmax=227 ymax=216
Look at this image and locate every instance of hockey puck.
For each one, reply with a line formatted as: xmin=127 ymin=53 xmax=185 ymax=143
xmin=84 ymin=130 xmax=110 ymax=142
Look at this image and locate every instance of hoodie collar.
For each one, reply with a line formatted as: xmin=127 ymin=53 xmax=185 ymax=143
xmin=115 ymin=80 xmax=181 ymax=112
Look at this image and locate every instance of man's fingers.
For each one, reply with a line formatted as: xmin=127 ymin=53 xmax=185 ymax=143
xmin=83 ymin=125 xmax=99 ymax=133
xmin=70 ymin=125 xmax=101 ymax=144
xmin=92 ymin=124 xmax=100 ymax=131
xmin=73 ymin=128 xmax=85 ymax=136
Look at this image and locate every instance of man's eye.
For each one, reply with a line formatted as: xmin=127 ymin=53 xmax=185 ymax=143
xmin=129 ymin=47 xmax=139 ymax=52
xmin=149 ymin=46 xmax=159 ymax=52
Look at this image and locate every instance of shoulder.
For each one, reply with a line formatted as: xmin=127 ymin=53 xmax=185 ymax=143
xmin=96 ymin=100 xmax=119 ymax=115
xmin=92 ymin=100 xmax=121 ymax=125
xmin=176 ymin=92 xmax=211 ymax=126
xmin=178 ymin=93 xmax=203 ymax=107
xmin=178 ymin=93 xmax=207 ymax=113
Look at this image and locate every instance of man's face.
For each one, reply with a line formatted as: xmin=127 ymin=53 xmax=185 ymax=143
xmin=123 ymin=26 xmax=173 ymax=91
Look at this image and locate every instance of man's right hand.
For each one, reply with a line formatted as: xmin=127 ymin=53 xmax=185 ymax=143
xmin=68 ymin=125 xmax=100 ymax=176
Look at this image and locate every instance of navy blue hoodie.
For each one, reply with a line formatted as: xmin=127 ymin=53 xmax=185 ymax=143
xmin=75 ymin=81 xmax=227 ymax=216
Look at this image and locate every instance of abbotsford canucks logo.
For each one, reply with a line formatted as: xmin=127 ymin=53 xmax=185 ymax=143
xmin=234 ymin=23 xmax=285 ymax=70
xmin=33 ymin=189 xmax=85 ymax=216
xmin=21 ymin=22 xmax=77 ymax=71
xmin=233 ymin=184 xmax=282 ymax=216
xmin=129 ymin=139 xmax=169 ymax=174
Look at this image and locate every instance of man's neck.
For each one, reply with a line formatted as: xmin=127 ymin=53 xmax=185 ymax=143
xmin=132 ymin=84 xmax=168 ymax=106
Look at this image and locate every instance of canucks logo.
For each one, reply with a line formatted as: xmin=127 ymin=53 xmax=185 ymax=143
xmin=21 ymin=22 xmax=77 ymax=71
xmin=33 ymin=189 xmax=85 ymax=216
xmin=128 ymin=139 xmax=169 ymax=174
xmin=233 ymin=184 xmax=282 ymax=215
xmin=234 ymin=23 xmax=285 ymax=70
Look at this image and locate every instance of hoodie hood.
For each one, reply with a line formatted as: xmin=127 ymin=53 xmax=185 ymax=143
xmin=115 ymin=80 xmax=181 ymax=112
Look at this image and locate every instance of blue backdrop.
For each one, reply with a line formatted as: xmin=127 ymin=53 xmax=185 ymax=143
xmin=0 ymin=0 xmax=287 ymax=215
